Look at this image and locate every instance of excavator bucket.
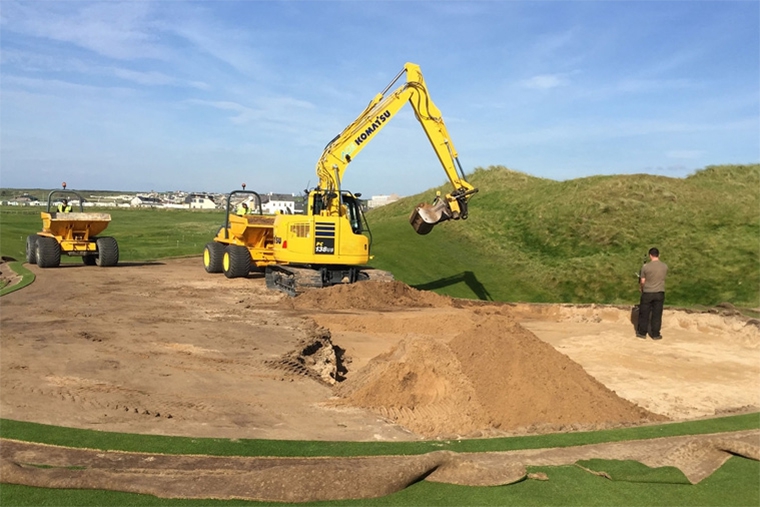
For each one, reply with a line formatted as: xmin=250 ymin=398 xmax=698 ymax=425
xmin=409 ymin=201 xmax=452 ymax=235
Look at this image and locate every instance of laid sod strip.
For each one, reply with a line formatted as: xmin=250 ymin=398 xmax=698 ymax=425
xmin=0 ymin=260 xmax=35 ymax=297
xmin=575 ymin=459 xmax=692 ymax=484
xmin=2 ymin=456 xmax=758 ymax=507
xmin=2 ymin=413 xmax=758 ymax=458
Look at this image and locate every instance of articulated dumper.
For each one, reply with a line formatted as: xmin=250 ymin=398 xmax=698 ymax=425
xmin=27 ymin=189 xmax=119 ymax=268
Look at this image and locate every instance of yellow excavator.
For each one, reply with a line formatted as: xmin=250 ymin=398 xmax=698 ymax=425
xmin=204 ymin=62 xmax=477 ymax=295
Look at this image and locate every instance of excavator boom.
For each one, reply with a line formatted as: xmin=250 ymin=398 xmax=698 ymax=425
xmin=316 ymin=62 xmax=477 ymax=234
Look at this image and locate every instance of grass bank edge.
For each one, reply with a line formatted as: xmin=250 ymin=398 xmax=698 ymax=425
xmin=1 ymin=413 xmax=757 ymax=458
xmin=0 ymin=260 xmax=35 ymax=297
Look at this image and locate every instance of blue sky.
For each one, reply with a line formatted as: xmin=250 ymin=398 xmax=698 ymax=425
xmin=1 ymin=1 xmax=758 ymax=197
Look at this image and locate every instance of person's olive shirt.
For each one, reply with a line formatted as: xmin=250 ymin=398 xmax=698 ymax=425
xmin=641 ymin=260 xmax=668 ymax=293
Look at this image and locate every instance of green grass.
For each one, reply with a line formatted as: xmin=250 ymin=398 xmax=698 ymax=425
xmin=2 ymin=413 xmax=758 ymax=456
xmin=366 ymin=164 xmax=760 ymax=308
xmin=3 ymin=458 xmax=758 ymax=507
xmin=0 ymin=207 xmax=223 ymax=263
xmin=1 ymin=414 xmax=758 ymax=506
xmin=3 ymin=164 xmax=758 ymax=307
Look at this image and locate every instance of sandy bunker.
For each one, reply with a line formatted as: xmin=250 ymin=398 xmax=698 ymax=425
xmin=1 ymin=257 xmax=758 ymax=442
xmin=291 ymin=281 xmax=665 ymax=438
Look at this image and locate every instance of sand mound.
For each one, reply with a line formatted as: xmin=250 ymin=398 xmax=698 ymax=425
xmin=289 ymin=280 xmax=452 ymax=311
xmin=447 ymin=314 xmax=665 ymax=431
xmin=333 ymin=337 xmax=489 ymax=437
xmin=334 ymin=311 xmax=666 ymax=438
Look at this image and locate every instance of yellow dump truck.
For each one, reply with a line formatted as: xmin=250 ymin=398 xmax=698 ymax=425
xmin=203 ymin=190 xmax=276 ymax=278
xmin=26 ymin=190 xmax=119 ymax=268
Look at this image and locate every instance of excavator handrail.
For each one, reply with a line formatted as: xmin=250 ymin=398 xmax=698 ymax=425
xmin=46 ymin=190 xmax=86 ymax=213
xmin=222 ymin=189 xmax=263 ymax=240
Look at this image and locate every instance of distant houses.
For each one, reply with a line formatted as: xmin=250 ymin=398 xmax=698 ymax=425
xmin=2 ymin=190 xmax=401 ymax=212
xmin=7 ymin=194 xmax=40 ymax=206
xmin=130 ymin=195 xmax=163 ymax=207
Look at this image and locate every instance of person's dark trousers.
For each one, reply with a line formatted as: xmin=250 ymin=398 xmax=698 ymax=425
xmin=637 ymin=292 xmax=665 ymax=337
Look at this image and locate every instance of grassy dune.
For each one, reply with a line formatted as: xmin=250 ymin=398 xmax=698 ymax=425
xmin=367 ymin=164 xmax=759 ymax=307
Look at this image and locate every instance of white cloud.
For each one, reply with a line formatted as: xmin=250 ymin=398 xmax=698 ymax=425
xmin=187 ymin=99 xmax=259 ymax=124
xmin=2 ymin=0 xmax=168 ymax=61
xmin=111 ymin=68 xmax=175 ymax=86
xmin=520 ymin=74 xmax=570 ymax=90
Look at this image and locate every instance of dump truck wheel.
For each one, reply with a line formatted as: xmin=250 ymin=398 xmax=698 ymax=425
xmin=26 ymin=235 xmax=38 ymax=264
xmin=82 ymin=255 xmax=97 ymax=266
xmin=223 ymin=245 xmax=250 ymax=278
xmin=35 ymin=237 xmax=61 ymax=268
xmin=95 ymin=237 xmax=119 ymax=267
xmin=203 ymin=242 xmax=225 ymax=273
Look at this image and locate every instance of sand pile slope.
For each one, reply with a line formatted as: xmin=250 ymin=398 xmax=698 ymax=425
xmin=324 ymin=286 xmax=667 ymax=438
xmin=446 ymin=313 xmax=664 ymax=432
xmin=289 ymin=280 xmax=452 ymax=310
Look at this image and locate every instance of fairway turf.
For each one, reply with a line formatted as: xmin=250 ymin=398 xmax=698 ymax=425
xmin=1 ymin=414 xmax=758 ymax=506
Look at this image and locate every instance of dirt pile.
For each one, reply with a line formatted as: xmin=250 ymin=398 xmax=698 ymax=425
xmin=264 ymin=322 xmax=347 ymax=385
xmin=333 ymin=336 xmax=488 ymax=437
xmin=331 ymin=299 xmax=667 ymax=438
xmin=446 ymin=313 xmax=665 ymax=432
xmin=288 ymin=280 xmax=452 ymax=311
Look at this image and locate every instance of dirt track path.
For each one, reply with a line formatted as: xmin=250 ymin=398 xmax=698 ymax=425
xmin=1 ymin=258 xmax=758 ymax=441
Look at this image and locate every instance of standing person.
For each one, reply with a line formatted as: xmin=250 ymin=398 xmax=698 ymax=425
xmin=235 ymin=202 xmax=249 ymax=216
xmin=636 ymin=247 xmax=668 ymax=340
xmin=57 ymin=198 xmax=72 ymax=213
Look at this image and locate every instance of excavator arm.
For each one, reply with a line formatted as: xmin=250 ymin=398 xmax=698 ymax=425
xmin=315 ymin=62 xmax=477 ymax=234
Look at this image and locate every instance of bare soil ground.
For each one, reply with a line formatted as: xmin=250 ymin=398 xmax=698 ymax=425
xmin=1 ymin=258 xmax=759 ymax=501
xmin=1 ymin=257 xmax=758 ymax=441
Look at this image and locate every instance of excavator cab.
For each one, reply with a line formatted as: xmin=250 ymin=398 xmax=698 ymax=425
xmin=342 ymin=193 xmax=364 ymax=234
xmin=311 ymin=190 xmax=364 ymax=235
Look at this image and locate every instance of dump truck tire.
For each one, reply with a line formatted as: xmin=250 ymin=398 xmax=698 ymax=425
xmin=96 ymin=237 xmax=119 ymax=267
xmin=26 ymin=235 xmax=38 ymax=264
xmin=35 ymin=237 xmax=61 ymax=268
xmin=223 ymin=245 xmax=250 ymax=279
xmin=203 ymin=242 xmax=225 ymax=273
xmin=82 ymin=254 xmax=97 ymax=265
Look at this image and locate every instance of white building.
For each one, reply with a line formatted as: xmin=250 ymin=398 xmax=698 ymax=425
xmin=367 ymin=194 xmax=401 ymax=209
xmin=130 ymin=195 xmax=163 ymax=207
xmin=185 ymin=193 xmax=216 ymax=209
xmin=262 ymin=193 xmax=296 ymax=215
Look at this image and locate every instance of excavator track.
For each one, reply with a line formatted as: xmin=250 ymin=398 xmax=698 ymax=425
xmin=265 ymin=265 xmax=394 ymax=297
xmin=358 ymin=269 xmax=395 ymax=283
xmin=265 ymin=266 xmax=324 ymax=297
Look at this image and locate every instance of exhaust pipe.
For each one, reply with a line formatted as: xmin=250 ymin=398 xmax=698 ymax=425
xmin=409 ymin=200 xmax=452 ymax=235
